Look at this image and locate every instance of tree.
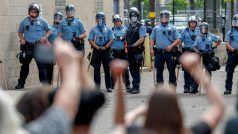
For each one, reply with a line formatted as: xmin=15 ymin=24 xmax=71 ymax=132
xmin=169 ymin=0 xmax=188 ymax=14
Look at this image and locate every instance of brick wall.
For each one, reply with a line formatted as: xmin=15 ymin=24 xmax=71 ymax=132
xmin=0 ymin=0 xmax=124 ymax=89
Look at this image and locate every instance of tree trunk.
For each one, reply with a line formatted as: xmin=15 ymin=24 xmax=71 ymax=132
xmin=189 ymin=0 xmax=195 ymax=10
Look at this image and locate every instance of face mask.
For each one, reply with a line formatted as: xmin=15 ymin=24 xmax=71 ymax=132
xmin=200 ymin=27 xmax=208 ymax=34
xmin=97 ymin=19 xmax=105 ymax=27
xmin=131 ymin=16 xmax=138 ymax=23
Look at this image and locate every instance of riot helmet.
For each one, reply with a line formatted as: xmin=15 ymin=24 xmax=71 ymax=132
xmin=112 ymin=14 xmax=122 ymax=23
xmin=160 ymin=10 xmax=170 ymax=24
xmin=65 ymin=4 xmax=75 ymax=17
xmin=129 ymin=7 xmax=140 ymax=23
xmin=188 ymin=16 xmax=198 ymax=28
xmin=28 ymin=3 xmax=40 ymax=17
xmin=199 ymin=22 xmax=209 ymax=34
xmin=96 ymin=12 xmax=106 ymax=27
xmin=54 ymin=11 xmax=63 ymax=23
xmin=232 ymin=14 xmax=238 ymax=27
xmin=144 ymin=19 xmax=151 ymax=26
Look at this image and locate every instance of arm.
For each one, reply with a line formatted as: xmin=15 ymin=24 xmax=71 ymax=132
xmin=125 ymin=105 xmax=147 ymax=127
xmin=132 ymin=37 xmax=145 ymax=47
xmin=180 ymin=53 xmax=225 ymax=130
xmin=105 ymin=39 xmax=113 ymax=49
xmin=111 ymin=60 xmax=129 ymax=134
xmin=213 ymin=39 xmax=222 ymax=48
xmin=89 ymin=40 xmax=99 ymax=49
xmin=226 ymin=41 xmax=235 ymax=52
xmin=79 ymin=31 xmax=87 ymax=39
xmin=18 ymin=32 xmax=25 ymax=45
xmin=150 ymin=39 xmax=155 ymax=57
xmin=53 ymin=39 xmax=82 ymax=120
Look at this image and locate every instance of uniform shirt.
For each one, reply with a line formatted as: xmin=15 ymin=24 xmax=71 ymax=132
xmin=112 ymin=26 xmax=127 ymax=50
xmin=150 ymin=24 xmax=181 ymax=49
xmin=88 ymin=25 xmax=114 ymax=47
xmin=181 ymin=27 xmax=199 ymax=48
xmin=58 ymin=18 xmax=86 ymax=41
xmin=225 ymin=29 xmax=238 ymax=50
xmin=18 ymin=16 xmax=51 ymax=43
xmin=194 ymin=33 xmax=220 ymax=53
xmin=48 ymin=24 xmax=59 ymax=44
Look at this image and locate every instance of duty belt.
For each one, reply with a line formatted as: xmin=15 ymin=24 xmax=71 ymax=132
xmin=112 ymin=49 xmax=124 ymax=53
xmin=182 ymin=47 xmax=195 ymax=52
xmin=25 ymin=41 xmax=40 ymax=48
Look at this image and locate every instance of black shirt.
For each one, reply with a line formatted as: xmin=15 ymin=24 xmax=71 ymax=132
xmin=191 ymin=121 xmax=211 ymax=134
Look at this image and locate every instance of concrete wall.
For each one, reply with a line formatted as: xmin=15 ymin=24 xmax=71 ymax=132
xmin=0 ymin=0 xmax=123 ymax=89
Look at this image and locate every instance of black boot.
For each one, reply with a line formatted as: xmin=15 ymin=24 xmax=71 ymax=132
xmin=130 ymin=89 xmax=140 ymax=94
xmin=15 ymin=83 xmax=24 ymax=89
xmin=224 ymin=90 xmax=232 ymax=95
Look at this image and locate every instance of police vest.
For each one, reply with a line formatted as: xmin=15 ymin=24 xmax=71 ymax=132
xmin=126 ymin=23 xmax=143 ymax=46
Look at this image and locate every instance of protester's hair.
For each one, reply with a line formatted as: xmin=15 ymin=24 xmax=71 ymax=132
xmin=49 ymin=88 xmax=105 ymax=125
xmin=144 ymin=85 xmax=187 ymax=134
xmin=16 ymin=87 xmax=50 ymax=123
xmin=0 ymin=91 xmax=26 ymax=134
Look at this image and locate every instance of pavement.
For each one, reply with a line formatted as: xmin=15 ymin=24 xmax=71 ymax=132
xmin=4 ymin=65 xmax=238 ymax=134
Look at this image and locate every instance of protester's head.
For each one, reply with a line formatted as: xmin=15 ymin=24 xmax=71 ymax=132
xmin=16 ymin=87 xmax=50 ymax=123
xmin=74 ymin=90 xmax=105 ymax=125
xmin=0 ymin=91 xmax=26 ymax=134
xmin=144 ymin=85 xmax=186 ymax=134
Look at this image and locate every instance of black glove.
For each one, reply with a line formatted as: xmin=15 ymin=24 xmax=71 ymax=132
xmin=212 ymin=46 xmax=217 ymax=50
xmin=98 ymin=46 xmax=106 ymax=52
xmin=127 ymin=45 xmax=134 ymax=50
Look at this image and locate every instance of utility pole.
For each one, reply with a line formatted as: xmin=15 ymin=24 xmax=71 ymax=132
xmin=173 ymin=0 xmax=175 ymax=25
xmin=203 ymin=0 xmax=207 ymax=22
xmin=231 ymin=0 xmax=234 ymax=22
xmin=149 ymin=0 xmax=156 ymax=27
xmin=213 ymin=0 xmax=216 ymax=29
xmin=137 ymin=0 xmax=141 ymax=15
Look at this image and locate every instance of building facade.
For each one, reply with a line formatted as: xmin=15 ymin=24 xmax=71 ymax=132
xmin=0 ymin=0 xmax=123 ymax=89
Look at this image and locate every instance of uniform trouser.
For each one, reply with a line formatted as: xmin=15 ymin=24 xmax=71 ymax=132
xmin=225 ymin=53 xmax=238 ymax=91
xmin=18 ymin=47 xmax=48 ymax=85
xmin=91 ymin=49 xmax=112 ymax=89
xmin=155 ymin=52 xmax=176 ymax=86
xmin=46 ymin=63 xmax=54 ymax=84
xmin=111 ymin=49 xmax=130 ymax=87
xmin=128 ymin=52 xmax=141 ymax=90
xmin=182 ymin=50 xmax=198 ymax=90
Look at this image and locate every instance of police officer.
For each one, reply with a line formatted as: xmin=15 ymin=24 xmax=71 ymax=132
xmin=45 ymin=11 xmax=63 ymax=84
xmin=150 ymin=10 xmax=181 ymax=87
xmin=111 ymin=14 xmax=130 ymax=90
xmin=193 ymin=22 xmax=222 ymax=93
xmin=181 ymin=16 xmax=200 ymax=93
xmin=125 ymin=7 xmax=146 ymax=94
xmin=224 ymin=14 xmax=238 ymax=95
xmin=58 ymin=4 xmax=87 ymax=52
xmin=88 ymin=12 xmax=114 ymax=92
xmin=15 ymin=3 xmax=51 ymax=89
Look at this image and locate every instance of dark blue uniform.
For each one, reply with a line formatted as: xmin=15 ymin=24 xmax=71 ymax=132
xmin=88 ymin=25 xmax=114 ymax=90
xmin=126 ymin=23 xmax=146 ymax=91
xmin=181 ymin=27 xmax=199 ymax=92
xmin=225 ymin=29 xmax=238 ymax=92
xmin=58 ymin=18 xmax=86 ymax=52
xmin=150 ymin=24 xmax=181 ymax=86
xmin=17 ymin=16 xmax=51 ymax=86
xmin=111 ymin=25 xmax=130 ymax=88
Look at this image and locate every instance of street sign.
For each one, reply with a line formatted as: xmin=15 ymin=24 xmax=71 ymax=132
xmin=149 ymin=12 xmax=156 ymax=19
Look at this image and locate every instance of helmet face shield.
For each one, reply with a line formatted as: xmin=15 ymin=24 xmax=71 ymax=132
xmin=232 ymin=19 xmax=238 ymax=27
xmin=66 ymin=10 xmax=75 ymax=17
xmin=200 ymin=26 xmax=208 ymax=34
xmin=160 ymin=15 xmax=170 ymax=23
xmin=97 ymin=18 xmax=105 ymax=27
xmin=113 ymin=14 xmax=121 ymax=23
xmin=54 ymin=12 xmax=63 ymax=23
